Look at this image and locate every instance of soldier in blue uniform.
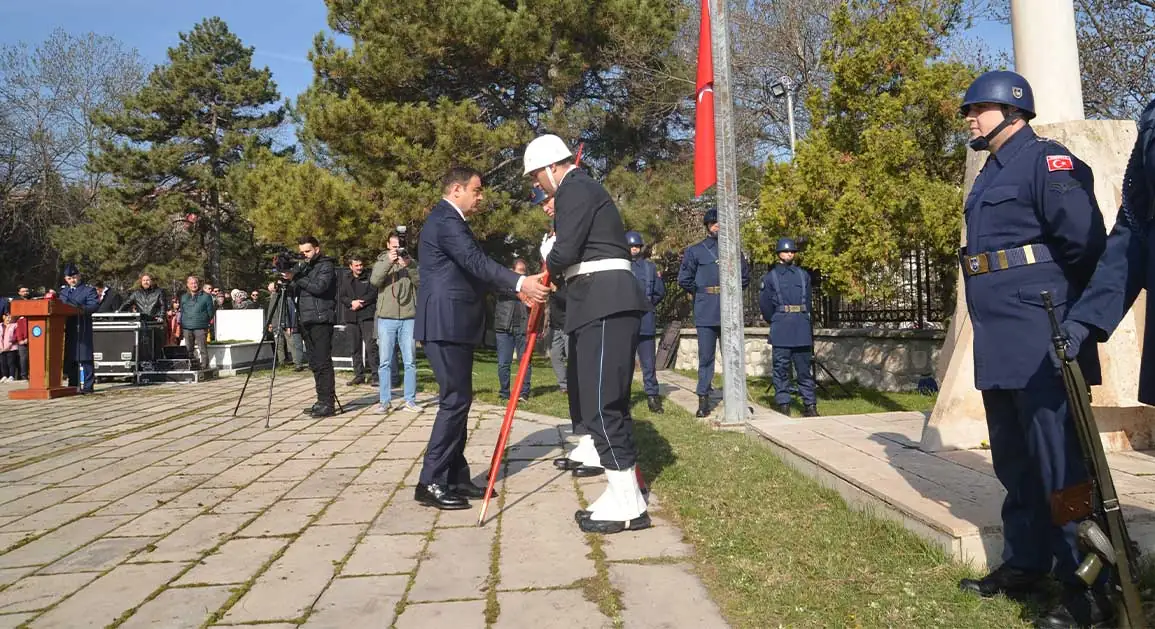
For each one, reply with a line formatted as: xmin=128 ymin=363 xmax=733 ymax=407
xmin=677 ymin=209 xmax=751 ymax=417
xmin=953 ymin=71 xmax=1111 ymax=628
xmin=758 ymin=238 xmax=818 ymax=417
xmin=626 ymin=231 xmax=667 ymax=413
xmin=57 ymin=263 xmax=99 ymax=393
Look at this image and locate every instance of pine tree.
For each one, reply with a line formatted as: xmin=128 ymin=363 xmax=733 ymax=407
xmin=748 ymin=0 xmax=975 ymax=301
xmin=62 ymin=17 xmax=285 ymax=284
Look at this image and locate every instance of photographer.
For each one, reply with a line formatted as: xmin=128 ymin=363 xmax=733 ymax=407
xmin=282 ymin=235 xmax=338 ymax=417
xmin=338 ymin=253 xmax=379 ymax=386
xmin=370 ymin=230 xmax=420 ymax=412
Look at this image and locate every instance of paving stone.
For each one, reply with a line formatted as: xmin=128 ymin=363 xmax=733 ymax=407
xmin=0 ymin=501 xmax=103 ymax=534
xmin=408 ymin=526 xmax=493 ymax=602
xmin=0 ymin=484 xmax=50 ymax=507
xmin=199 ymin=464 xmax=274 ymax=489
xmin=353 ymin=460 xmax=411 ymax=487
xmin=0 ymin=487 xmax=90 ymax=518
xmin=27 ymin=562 xmax=186 ymax=628
xmin=0 ymin=613 xmax=35 ymax=628
xmin=0 ymin=567 xmax=34 ymax=587
xmin=325 ymin=450 xmax=377 ymax=469
xmin=342 ymin=534 xmax=425 ymax=576
xmin=176 ymin=537 xmax=288 ymax=585
xmin=90 ymin=491 xmax=181 ymax=516
xmin=131 ymin=513 xmax=250 ymax=563
xmin=368 ymin=497 xmax=437 ymax=535
xmin=301 ymin=575 xmax=408 ymax=628
xmin=609 ymin=563 xmax=730 ymax=629
xmin=395 ymin=600 xmax=486 ymax=629
xmin=237 ymin=498 xmax=327 ymax=538
xmin=378 ymin=440 xmax=427 ymax=459
xmin=39 ymin=536 xmax=155 ymax=574
xmin=0 ymin=515 xmax=133 ymax=569
xmin=262 ymin=458 xmax=329 ymax=482
xmin=210 ymin=480 xmax=296 ymax=514
xmin=493 ymin=590 xmax=611 ymax=629
xmin=117 ymin=584 xmax=234 ymax=629
xmin=498 ymin=492 xmax=594 ymax=590
xmin=501 ymin=459 xmax=572 ymax=494
xmin=0 ymin=572 xmax=97 ymax=613
xmin=283 ymin=468 xmax=359 ymax=500
xmin=109 ymin=507 xmax=203 ymax=538
xmin=315 ymin=485 xmax=388 ymax=526
xmin=221 ymin=524 xmax=363 ymax=624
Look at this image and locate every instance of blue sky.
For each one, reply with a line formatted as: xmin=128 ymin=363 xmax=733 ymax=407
xmin=0 ymin=1 xmax=1014 ymax=130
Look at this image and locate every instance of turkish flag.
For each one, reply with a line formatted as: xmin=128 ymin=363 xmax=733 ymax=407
xmin=694 ymin=0 xmax=716 ymax=197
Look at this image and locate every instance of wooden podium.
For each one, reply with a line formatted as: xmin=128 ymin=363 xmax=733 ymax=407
xmin=9 ymin=299 xmax=80 ymax=400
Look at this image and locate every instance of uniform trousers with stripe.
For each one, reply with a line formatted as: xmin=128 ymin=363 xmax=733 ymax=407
xmin=566 ymin=311 xmax=642 ymax=471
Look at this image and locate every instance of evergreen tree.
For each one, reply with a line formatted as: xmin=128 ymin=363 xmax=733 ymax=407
xmin=56 ymin=17 xmax=285 ymax=284
xmin=748 ymin=0 xmax=975 ymax=300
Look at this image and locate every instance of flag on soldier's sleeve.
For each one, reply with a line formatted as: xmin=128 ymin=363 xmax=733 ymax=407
xmin=694 ymin=0 xmax=716 ymax=197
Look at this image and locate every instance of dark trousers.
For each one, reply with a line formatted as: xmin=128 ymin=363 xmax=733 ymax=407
xmin=570 ymin=312 xmax=641 ymax=471
xmin=696 ymin=325 xmax=720 ymax=395
xmin=183 ymin=328 xmax=209 ymax=369
xmin=17 ymin=345 xmax=28 ymax=380
xmin=301 ymin=323 xmax=335 ymax=405
xmin=0 ymin=351 xmax=17 ymax=379
xmin=636 ymin=335 xmax=659 ymax=396
xmin=420 ymin=341 xmax=474 ymax=486
xmin=496 ymin=331 xmax=531 ymax=399
xmin=346 ymin=319 xmax=378 ymax=376
xmin=982 ymin=377 xmax=1087 ymax=583
xmin=64 ymin=331 xmax=94 ymax=392
xmin=772 ymin=346 xmax=817 ymax=406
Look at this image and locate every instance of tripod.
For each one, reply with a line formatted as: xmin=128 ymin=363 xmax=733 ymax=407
xmin=233 ymin=282 xmax=342 ymax=427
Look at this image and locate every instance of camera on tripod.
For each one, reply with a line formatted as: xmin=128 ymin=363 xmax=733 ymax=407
xmin=395 ymin=226 xmax=410 ymax=259
xmin=271 ymin=248 xmax=305 ymax=276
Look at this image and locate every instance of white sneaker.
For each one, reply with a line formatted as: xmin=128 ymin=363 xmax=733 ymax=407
xmin=402 ymin=401 xmax=421 ymax=412
xmin=374 ymin=403 xmax=392 ymax=414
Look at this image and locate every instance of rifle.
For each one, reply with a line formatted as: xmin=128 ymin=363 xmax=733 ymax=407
xmin=1043 ymin=290 xmax=1145 ymax=628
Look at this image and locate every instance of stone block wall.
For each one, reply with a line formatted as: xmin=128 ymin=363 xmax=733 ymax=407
xmin=673 ymin=327 xmax=945 ymax=392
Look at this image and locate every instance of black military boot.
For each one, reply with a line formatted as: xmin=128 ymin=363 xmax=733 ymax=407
xmin=647 ymin=395 xmax=663 ymax=413
xmin=1034 ymin=584 xmax=1112 ymax=628
xmin=959 ymin=564 xmax=1049 ymax=599
xmin=777 ymin=404 xmax=791 ymax=416
xmin=803 ymin=405 xmax=819 ymax=417
xmin=696 ymin=395 xmax=709 ymax=418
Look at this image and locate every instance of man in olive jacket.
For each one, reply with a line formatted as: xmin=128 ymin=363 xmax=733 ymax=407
xmin=283 ymin=235 xmax=338 ymax=417
xmin=370 ymin=231 xmax=420 ymax=412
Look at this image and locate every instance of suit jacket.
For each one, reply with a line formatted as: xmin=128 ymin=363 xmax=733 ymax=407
xmin=95 ymin=290 xmax=123 ymax=314
xmin=415 ymin=199 xmax=522 ymax=345
xmin=545 ymin=169 xmax=649 ymax=332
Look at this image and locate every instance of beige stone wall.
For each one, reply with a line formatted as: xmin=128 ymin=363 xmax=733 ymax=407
xmin=673 ymin=327 xmax=945 ymax=392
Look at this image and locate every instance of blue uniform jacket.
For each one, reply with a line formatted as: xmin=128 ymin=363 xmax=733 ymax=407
xmin=630 ymin=257 xmax=666 ymax=336
xmin=415 ymin=200 xmax=521 ymax=346
xmin=758 ymin=264 xmax=813 ymax=348
xmin=58 ymin=283 xmax=99 ymax=361
xmin=963 ymin=126 xmax=1106 ymax=390
xmin=677 ymin=236 xmax=750 ymax=327
xmin=1067 ymin=98 xmax=1155 ymax=403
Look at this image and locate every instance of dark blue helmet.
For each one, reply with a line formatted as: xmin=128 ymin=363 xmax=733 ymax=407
xmin=703 ymin=208 xmax=718 ymax=226
xmin=960 ymin=70 xmax=1035 ymax=120
xmin=62 ymin=262 xmax=79 ymax=277
xmin=625 ymin=231 xmax=644 ymax=247
xmin=776 ymin=238 xmax=797 ymax=253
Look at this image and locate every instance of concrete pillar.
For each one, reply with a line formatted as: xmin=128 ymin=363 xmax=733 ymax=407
xmin=1011 ymin=0 xmax=1085 ymax=125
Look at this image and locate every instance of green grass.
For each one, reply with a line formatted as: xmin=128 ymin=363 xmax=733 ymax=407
xmin=400 ymin=350 xmax=1028 ymax=628
xmin=677 ymin=368 xmax=938 ymax=416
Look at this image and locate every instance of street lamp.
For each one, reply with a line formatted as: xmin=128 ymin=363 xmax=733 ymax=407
xmin=770 ymin=75 xmax=796 ymax=157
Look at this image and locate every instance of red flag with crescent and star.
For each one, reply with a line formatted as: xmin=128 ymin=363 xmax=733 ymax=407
xmin=694 ymin=0 xmax=716 ymax=197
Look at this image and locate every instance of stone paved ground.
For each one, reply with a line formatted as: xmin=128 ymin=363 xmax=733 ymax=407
xmin=0 ymin=374 xmax=729 ymax=628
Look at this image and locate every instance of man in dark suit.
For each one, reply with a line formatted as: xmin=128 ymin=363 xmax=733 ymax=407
xmin=414 ymin=166 xmax=550 ymax=510
xmin=525 ymin=134 xmax=652 ymax=534
xmin=93 ymin=281 xmax=123 ymax=314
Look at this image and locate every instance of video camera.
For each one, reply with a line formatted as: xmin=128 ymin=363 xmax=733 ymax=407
xmin=395 ymin=226 xmax=410 ymax=259
xmin=271 ymin=248 xmax=306 ymax=274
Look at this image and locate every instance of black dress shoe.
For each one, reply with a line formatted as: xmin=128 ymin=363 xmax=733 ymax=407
xmin=1034 ymin=584 xmax=1113 ymax=628
xmin=574 ymin=509 xmax=591 ymax=522
xmin=572 ymin=466 xmax=604 ymax=478
xmin=554 ymin=457 xmax=582 ymax=471
xmin=450 ymin=482 xmax=495 ymax=499
xmin=696 ymin=395 xmax=710 ymax=418
xmin=959 ymin=564 xmax=1049 ymax=599
xmin=578 ymin=512 xmax=652 ymax=534
xmin=309 ymin=405 xmax=335 ymax=418
xmin=415 ymin=483 xmax=470 ymax=510
xmin=647 ymin=395 xmax=663 ymax=413
xmin=303 ymin=402 xmax=323 ymax=415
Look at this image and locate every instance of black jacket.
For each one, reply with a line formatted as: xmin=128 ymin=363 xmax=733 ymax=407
xmin=549 ymin=279 xmax=567 ymax=331
xmin=121 ymin=286 xmax=168 ymax=319
xmin=95 ymin=290 xmax=123 ymax=314
xmin=494 ymin=289 xmax=529 ymax=334
xmin=292 ymin=255 xmax=338 ymax=325
xmin=338 ymin=268 xmax=378 ymax=323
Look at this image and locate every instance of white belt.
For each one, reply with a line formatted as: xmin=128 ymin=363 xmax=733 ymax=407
xmin=564 ymin=258 xmax=632 ymax=279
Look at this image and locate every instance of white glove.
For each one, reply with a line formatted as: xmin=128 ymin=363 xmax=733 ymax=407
xmin=540 ymin=233 xmax=556 ymax=261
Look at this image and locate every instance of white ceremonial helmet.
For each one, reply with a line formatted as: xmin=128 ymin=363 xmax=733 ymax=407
xmin=523 ymin=134 xmax=573 ymax=175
